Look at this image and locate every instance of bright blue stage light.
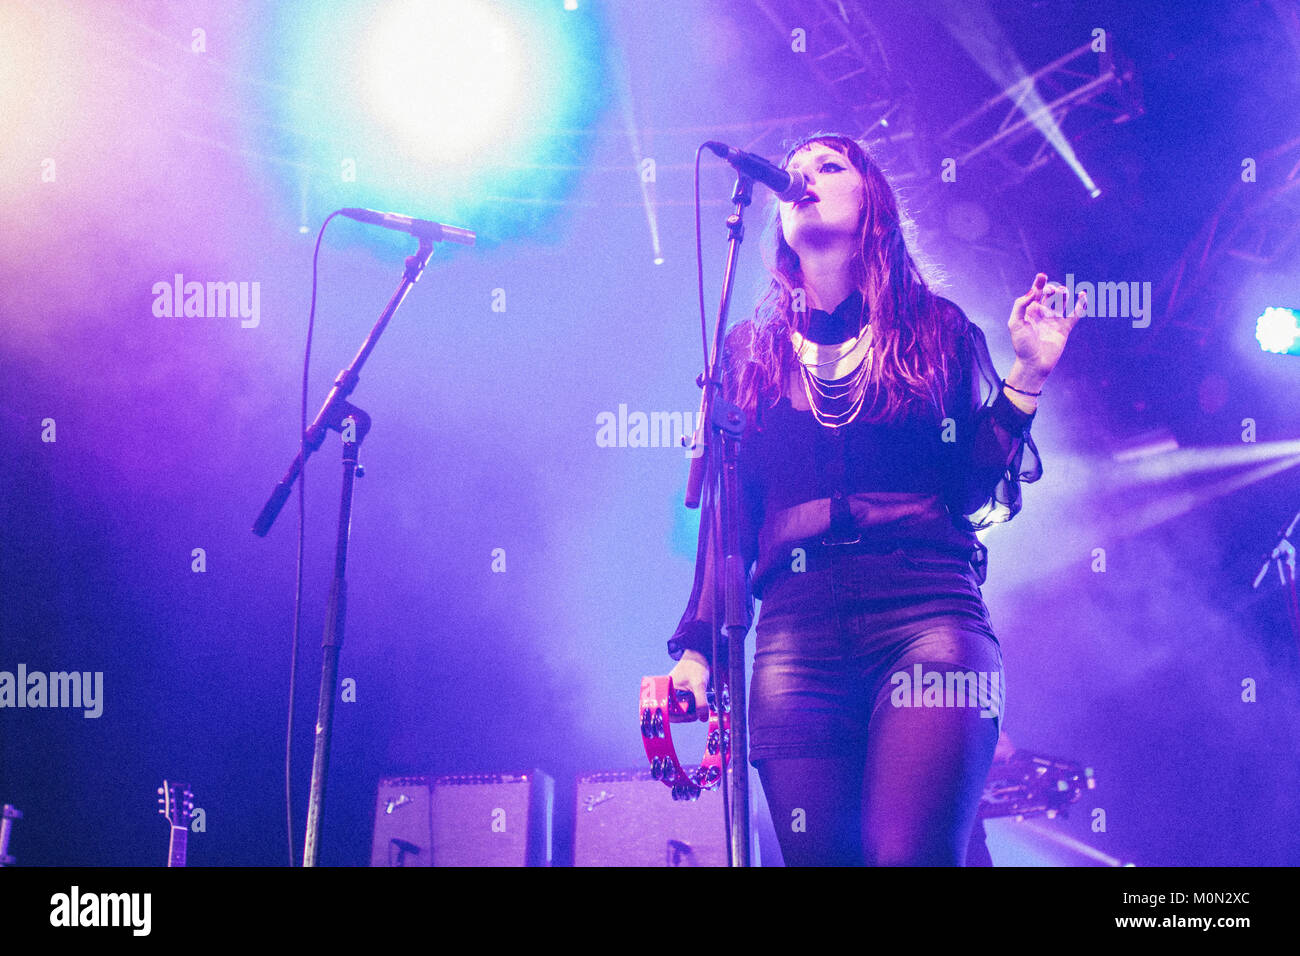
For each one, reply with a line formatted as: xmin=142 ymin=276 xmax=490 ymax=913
xmin=257 ymin=0 xmax=607 ymax=244
xmin=1256 ymin=307 xmax=1300 ymax=355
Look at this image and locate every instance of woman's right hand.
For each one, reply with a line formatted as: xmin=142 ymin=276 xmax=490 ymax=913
xmin=667 ymin=650 xmax=711 ymax=722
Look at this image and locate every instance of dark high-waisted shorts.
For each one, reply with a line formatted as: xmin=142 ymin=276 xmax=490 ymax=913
xmin=748 ymin=545 xmax=1005 ymax=764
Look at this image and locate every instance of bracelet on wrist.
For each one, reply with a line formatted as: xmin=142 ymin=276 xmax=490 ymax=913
xmin=1002 ymin=378 xmax=1043 ymax=398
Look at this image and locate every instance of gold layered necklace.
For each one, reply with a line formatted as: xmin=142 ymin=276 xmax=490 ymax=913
xmin=789 ymin=320 xmax=875 ymax=428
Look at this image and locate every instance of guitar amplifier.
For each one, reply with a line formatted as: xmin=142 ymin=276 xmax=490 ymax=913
xmin=370 ymin=772 xmax=553 ymax=867
xmin=575 ymin=769 xmax=764 ymax=867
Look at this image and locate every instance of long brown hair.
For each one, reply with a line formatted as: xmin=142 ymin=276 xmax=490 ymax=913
xmin=730 ymin=133 xmax=963 ymax=428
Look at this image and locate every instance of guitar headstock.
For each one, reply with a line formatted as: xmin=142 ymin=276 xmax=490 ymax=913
xmin=157 ymin=780 xmax=193 ymax=830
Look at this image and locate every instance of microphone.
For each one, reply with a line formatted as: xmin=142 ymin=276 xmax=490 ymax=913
xmin=702 ymin=142 xmax=806 ymax=202
xmin=340 ymin=207 xmax=476 ymax=246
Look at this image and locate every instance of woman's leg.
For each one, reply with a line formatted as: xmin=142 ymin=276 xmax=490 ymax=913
xmin=755 ymin=755 xmax=865 ymax=866
xmin=749 ymin=563 xmax=867 ymax=865
xmin=860 ymin=660 xmax=1000 ymax=866
xmin=751 ymin=553 xmax=1002 ymax=865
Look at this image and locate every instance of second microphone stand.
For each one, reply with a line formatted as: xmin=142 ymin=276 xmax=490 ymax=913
xmin=253 ymin=234 xmax=436 ymax=867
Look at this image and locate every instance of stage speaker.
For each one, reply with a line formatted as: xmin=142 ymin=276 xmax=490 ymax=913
xmin=575 ymin=769 xmax=765 ymax=866
xmin=370 ymin=772 xmax=553 ymax=867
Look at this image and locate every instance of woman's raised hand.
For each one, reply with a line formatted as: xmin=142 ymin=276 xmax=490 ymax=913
xmin=1007 ymin=273 xmax=1086 ymax=386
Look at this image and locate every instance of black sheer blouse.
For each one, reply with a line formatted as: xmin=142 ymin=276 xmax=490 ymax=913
xmin=667 ymin=291 xmax=1042 ymax=665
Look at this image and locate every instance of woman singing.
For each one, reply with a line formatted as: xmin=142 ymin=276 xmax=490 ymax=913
xmin=666 ymin=132 xmax=1085 ymax=866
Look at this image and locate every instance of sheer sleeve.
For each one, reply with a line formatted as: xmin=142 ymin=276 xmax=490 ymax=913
xmin=666 ymin=324 xmax=761 ymax=667
xmin=945 ymin=307 xmax=1043 ymax=534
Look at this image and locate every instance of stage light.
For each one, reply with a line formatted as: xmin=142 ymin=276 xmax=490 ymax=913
xmin=261 ymin=0 xmax=606 ymax=243
xmin=1256 ymin=307 xmax=1300 ymax=355
xmin=654 ymin=257 xmax=664 ymax=266
xmin=0 ymin=6 xmax=41 ymax=151
xmin=362 ymin=0 xmax=522 ymax=166
xmin=0 ymin=3 xmax=85 ymax=196
xmin=565 ymin=0 xmax=579 ymax=9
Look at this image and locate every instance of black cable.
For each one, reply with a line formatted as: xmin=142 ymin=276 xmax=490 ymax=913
xmin=286 ymin=211 xmax=341 ymax=867
xmin=695 ymin=145 xmax=710 ymax=376
xmin=695 ymin=142 xmax=733 ymax=866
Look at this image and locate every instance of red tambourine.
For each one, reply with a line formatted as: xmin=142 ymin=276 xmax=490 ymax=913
xmin=639 ymin=675 xmax=731 ymax=801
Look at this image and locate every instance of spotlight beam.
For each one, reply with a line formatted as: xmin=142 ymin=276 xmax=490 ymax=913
xmin=609 ymin=12 xmax=661 ymax=265
xmin=984 ymin=450 xmax=1300 ymax=590
xmin=935 ymin=0 xmax=1137 ymax=197
xmin=1107 ymin=439 xmax=1300 ymax=488
xmin=1109 ymin=455 xmax=1300 ymax=540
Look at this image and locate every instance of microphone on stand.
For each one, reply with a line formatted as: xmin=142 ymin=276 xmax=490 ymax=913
xmin=340 ymin=207 xmax=476 ymax=246
xmin=702 ymin=142 xmax=806 ymax=202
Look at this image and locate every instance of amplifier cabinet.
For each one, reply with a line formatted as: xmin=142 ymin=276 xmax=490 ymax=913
xmin=575 ymin=769 xmax=745 ymax=867
xmin=370 ymin=772 xmax=553 ymax=867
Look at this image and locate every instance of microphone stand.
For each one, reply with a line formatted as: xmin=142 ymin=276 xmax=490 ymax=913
xmin=684 ymin=174 xmax=753 ymax=866
xmin=252 ymin=234 xmax=436 ymax=867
